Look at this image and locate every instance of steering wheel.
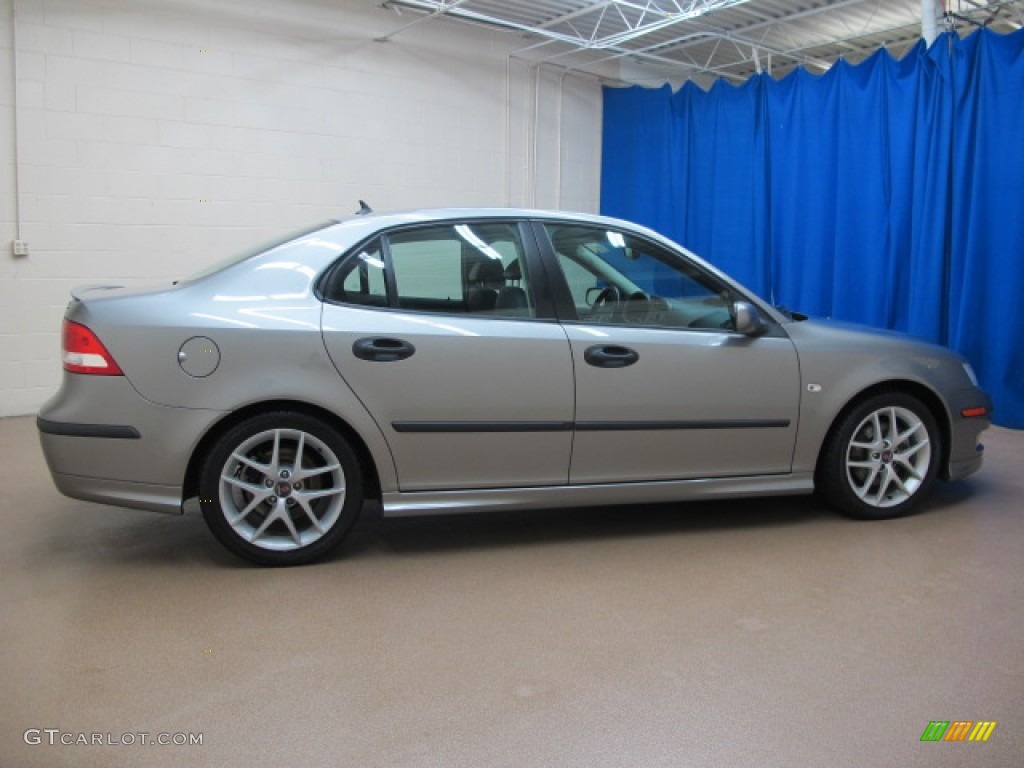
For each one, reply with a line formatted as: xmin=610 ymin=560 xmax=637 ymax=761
xmin=623 ymin=291 xmax=649 ymax=323
xmin=591 ymin=285 xmax=624 ymax=320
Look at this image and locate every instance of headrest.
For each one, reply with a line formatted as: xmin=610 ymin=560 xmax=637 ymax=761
xmin=468 ymin=259 xmax=505 ymax=283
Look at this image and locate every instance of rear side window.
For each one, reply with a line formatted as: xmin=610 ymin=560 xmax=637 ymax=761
xmin=324 ymin=222 xmax=536 ymax=319
xmin=323 ymin=238 xmax=389 ymax=307
xmin=388 ymin=230 xmax=463 ymax=305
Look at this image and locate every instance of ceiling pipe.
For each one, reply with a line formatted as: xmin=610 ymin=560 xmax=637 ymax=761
xmin=922 ymin=0 xmax=939 ymax=45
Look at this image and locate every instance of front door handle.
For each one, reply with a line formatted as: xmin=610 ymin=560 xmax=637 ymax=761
xmin=583 ymin=345 xmax=639 ymax=368
xmin=352 ymin=337 xmax=416 ymax=362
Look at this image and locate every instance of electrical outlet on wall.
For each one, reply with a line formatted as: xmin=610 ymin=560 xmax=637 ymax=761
xmin=12 ymin=240 xmax=29 ymax=257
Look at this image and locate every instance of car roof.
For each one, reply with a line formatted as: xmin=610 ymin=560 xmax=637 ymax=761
xmin=338 ymin=207 xmax=643 ymax=231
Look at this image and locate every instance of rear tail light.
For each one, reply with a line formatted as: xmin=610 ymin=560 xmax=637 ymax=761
xmin=62 ymin=320 xmax=124 ymax=375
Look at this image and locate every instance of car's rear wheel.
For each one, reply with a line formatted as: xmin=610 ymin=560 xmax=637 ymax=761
xmin=818 ymin=393 xmax=940 ymax=519
xmin=199 ymin=412 xmax=362 ymax=566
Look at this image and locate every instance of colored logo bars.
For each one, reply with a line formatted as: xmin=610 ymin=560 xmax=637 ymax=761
xmin=921 ymin=721 xmax=997 ymax=742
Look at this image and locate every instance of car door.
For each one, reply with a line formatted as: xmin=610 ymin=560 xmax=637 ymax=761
xmin=320 ymin=219 xmax=574 ymax=492
xmin=536 ymin=221 xmax=801 ymax=485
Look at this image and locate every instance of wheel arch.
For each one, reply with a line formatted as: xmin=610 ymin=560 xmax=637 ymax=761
xmin=814 ymin=379 xmax=951 ymax=481
xmin=182 ymin=400 xmax=382 ymax=504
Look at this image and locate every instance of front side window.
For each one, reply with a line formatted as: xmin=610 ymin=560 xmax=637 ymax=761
xmin=544 ymin=223 xmax=734 ymax=330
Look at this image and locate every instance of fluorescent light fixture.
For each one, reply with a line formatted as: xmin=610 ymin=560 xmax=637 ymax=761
xmin=455 ymin=224 xmax=504 ymax=261
xmin=358 ymin=252 xmax=386 ymax=270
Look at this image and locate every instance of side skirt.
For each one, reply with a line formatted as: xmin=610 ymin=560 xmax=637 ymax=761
xmin=381 ymin=473 xmax=815 ymax=517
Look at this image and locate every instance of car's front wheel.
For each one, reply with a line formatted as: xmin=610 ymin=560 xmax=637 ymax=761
xmin=199 ymin=412 xmax=362 ymax=566
xmin=818 ymin=393 xmax=940 ymax=519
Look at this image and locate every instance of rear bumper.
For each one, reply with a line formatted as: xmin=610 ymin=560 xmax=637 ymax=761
xmin=37 ymin=418 xmax=141 ymax=440
xmin=48 ymin=470 xmax=184 ymax=515
xmin=37 ymin=375 xmax=225 ymax=514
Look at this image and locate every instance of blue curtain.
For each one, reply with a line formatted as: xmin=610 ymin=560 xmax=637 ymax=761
xmin=601 ymin=29 xmax=1024 ymax=428
xmin=947 ymin=31 xmax=1024 ymax=428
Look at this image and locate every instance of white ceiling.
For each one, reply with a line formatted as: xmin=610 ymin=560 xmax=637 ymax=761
xmin=378 ymin=0 xmax=1024 ymax=84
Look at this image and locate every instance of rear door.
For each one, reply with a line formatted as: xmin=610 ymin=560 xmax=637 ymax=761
xmin=320 ymin=219 xmax=574 ymax=492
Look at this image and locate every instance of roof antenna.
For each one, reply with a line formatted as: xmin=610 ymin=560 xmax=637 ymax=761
xmin=356 ymin=200 xmax=373 ymax=215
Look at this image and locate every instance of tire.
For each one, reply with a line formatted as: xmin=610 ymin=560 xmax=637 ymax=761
xmin=817 ymin=393 xmax=941 ymax=520
xmin=199 ymin=411 xmax=363 ymax=566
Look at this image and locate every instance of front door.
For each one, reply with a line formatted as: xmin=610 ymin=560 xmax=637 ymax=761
xmin=538 ymin=221 xmax=800 ymax=484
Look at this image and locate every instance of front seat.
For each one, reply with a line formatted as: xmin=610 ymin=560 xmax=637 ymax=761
xmin=466 ymin=259 xmax=504 ymax=313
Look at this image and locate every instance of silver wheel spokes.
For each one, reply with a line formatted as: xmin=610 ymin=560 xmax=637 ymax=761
xmin=846 ymin=406 xmax=931 ymax=508
xmin=219 ymin=428 xmax=345 ymax=551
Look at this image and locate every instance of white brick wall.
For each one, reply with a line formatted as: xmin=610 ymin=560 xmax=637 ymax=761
xmin=0 ymin=0 xmax=603 ymax=417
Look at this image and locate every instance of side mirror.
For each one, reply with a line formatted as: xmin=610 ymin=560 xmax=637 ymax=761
xmin=731 ymin=301 xmax=766 ymax=336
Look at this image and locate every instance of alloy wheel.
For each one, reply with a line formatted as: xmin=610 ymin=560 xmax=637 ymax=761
xmin=218 ymin=428 xmax=346 ymax=551
xmin=844 ymin=405 xmax=932 ymax=508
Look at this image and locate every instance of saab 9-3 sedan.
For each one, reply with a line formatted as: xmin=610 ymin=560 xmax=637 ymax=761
xmin=38 ymin=208 xmax=990 ymax=565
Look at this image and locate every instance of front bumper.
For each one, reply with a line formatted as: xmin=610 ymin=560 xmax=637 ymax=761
xmin=944 ymin=387 xmax=991 ymax=482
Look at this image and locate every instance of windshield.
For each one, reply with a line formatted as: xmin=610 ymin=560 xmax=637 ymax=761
xmin=180 ymin=221 xmax=337 ymax=283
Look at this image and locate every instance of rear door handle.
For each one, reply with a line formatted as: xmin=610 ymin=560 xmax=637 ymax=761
xmin=352 ymin=337 xmax=416 ymax=362
xmin=583 ymin=345 xmax=639 ymax=368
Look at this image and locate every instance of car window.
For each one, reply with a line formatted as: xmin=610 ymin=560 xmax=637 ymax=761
xmin=386 ymin=223 xmax=535 ymax=318
xmin=324 ymin=238 xmax=389 ymax=307
xmin=544 ymin=223 xmax=734 ymax=330
xmin=389 ymin=233 xmax=462 ymax=303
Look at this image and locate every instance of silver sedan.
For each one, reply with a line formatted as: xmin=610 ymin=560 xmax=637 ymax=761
xmin=37 ymin=208 xmax=991 ymax=565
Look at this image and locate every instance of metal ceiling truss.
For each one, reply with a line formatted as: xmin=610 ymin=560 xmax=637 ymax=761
xmin=529 ymin=0 xmax=757 ymax=49
xmin=380 ymin=0 xmax=1024 ymax=82
xmin=385 ymin=1 xmax=755 ymax=48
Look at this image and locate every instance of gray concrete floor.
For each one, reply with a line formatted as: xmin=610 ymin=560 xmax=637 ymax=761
xmin=1 ymin=414 xmax=1022 ymax=768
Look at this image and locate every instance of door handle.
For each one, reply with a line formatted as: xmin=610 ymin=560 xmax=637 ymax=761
xmin=352 ymin=337 xmax=416 ymax=362
xmin=583 ymin=345 xmax=639 ymax=368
